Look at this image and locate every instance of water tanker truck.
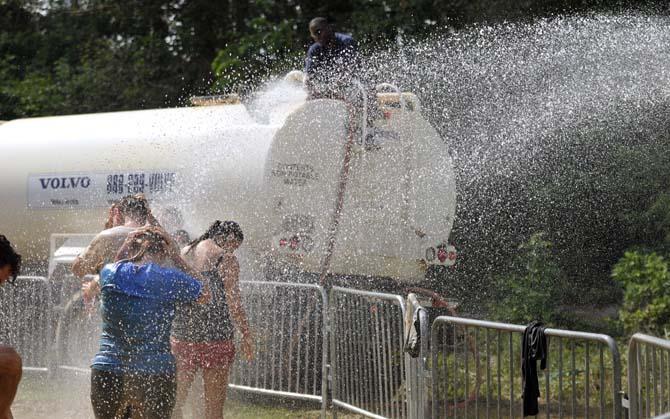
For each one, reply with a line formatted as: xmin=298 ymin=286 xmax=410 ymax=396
xmin=0 ymin=77 xmax=456 ymax=285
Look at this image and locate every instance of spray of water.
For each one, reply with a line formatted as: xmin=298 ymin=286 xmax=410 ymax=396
xmin=351 ymin=14 xmax=670 ymax=302
xmin=9 ymin=13 xmax=670 ymax=417
xmin=247 ymin=74 xmax=308 ymax=125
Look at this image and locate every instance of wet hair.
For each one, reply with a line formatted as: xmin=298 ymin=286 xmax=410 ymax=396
xmin=116 ymin=227 xmax=171 ymax=263
xmin=0 ymin=235 xmax=21 ymax=284
xmin=118 ymin=194 xmax=151 ymax=224
xmin=186 ymin=220 xmax=244 ymax=253
xmin=173 ymin=229 xmax=191 ymax=247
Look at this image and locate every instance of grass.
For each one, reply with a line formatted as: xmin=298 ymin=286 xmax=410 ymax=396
xmin=429 ymin=324 xmax=622 ymax=417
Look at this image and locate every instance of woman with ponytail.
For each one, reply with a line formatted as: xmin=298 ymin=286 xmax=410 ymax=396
xmin=89 ymin=226 xmax=210 ymax=419
xmin=171 ymin=220 xmax=253 ymax=419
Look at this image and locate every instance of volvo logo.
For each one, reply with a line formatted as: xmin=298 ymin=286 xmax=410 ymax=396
xmin=39 ymin=176 xmax=91 ymax=190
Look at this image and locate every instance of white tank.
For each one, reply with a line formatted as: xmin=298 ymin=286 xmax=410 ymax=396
xmin=0 ymin=81 xmax=456 ymax=282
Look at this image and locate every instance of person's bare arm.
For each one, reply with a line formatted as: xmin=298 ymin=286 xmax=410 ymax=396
xmin=172 ymin=253 xmax=211 ymax=305
xmin=159 ymin=231 xmax=210 ymax=304
xmin=0 ymin=345 xmax=22 ymax=417
xmin=72 ymin=236 xmax=104 ymax=278
xmin=81 ymin=276 xmax=100 ymax=300
xmin=222 ymin=256 xmax=253 ymax=360
xmin=71 ymin=256 xmax=88 ymax=278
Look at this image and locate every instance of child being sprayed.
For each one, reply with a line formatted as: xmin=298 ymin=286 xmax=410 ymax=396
xmin=90 ymin=227 xmax=210 ymax=419
xmin=171 ymin=221 xmax=254 ymax=419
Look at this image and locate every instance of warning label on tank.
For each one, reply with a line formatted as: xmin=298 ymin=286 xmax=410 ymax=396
xmin=271 ymin=163 xmax=319 ymax=186
xmin=27 ymin=170 xmax=178 ymax=209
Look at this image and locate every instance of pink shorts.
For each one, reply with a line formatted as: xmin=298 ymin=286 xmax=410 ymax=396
xmin=171 ymin=338 xmax=236 ymax=372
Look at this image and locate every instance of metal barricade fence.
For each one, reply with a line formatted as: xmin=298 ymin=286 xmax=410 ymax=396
xmin=53 ymin=276 xmax=100 ymax=376
xmin=0 ymin=276 xmax=52 ymax=373
xmin=430 ymin=316 xmax=622 ymax=419
xmin=13 ymin=274 xmax=670 ymax=419
xmin=228 ymin=281 xmax=329 ymax=411
xmin=50 ymin=272 xmax=90 ymax=310
xmin=628 ymin=333 xmax=670 ymax=419
xmin=329 ymin=286 xmax=407 ymax=418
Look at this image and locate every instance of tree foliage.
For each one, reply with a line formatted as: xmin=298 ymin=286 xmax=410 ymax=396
xmin=607 ymin=131 xmax=670 ymax=336
xmin=489 ymin=232 xmax=566 ymax=324
xmin=613 ymin=251 xmax=670 ymax=337
xmin=0 ymin=0 xmax=652 ymax=118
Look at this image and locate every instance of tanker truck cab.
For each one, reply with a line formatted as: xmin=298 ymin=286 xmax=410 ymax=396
xmin=264 ymin=81 xmax=457 ymax=283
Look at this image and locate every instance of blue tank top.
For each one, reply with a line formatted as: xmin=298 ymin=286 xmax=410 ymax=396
xmin=92 ymin=262 xmax=202 ymax=374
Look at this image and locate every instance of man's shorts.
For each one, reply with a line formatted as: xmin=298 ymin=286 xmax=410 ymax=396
xmin=171 ymin=338 xmax=236 ymax=372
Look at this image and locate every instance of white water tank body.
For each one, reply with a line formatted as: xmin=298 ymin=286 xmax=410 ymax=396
xmin=0 ymin=91 xmax=456 ymax=282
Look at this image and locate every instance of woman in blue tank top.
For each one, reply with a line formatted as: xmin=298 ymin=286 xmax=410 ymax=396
xmin=89 ymin=227 xmax=209 ymax=419
xmin=171 ymin=220 xmax=254 ymax=419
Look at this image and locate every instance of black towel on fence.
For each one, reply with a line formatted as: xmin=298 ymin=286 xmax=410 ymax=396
xmin=521 ymin=320 xmax=547 ymax=417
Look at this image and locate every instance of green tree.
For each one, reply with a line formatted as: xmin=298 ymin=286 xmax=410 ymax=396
xmin=211 ymin=16 xmax=303 ymax=94
xmin=490 ymin=232 xmax=566 ymax=324
xmin=1 ymin=0 xmax=660 ymax=118
xmin=613 ymin=251 xmax=670 ymax=338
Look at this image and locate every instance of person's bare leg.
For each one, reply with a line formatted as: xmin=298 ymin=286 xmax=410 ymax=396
xmin=0 ymin=346 xmax=21 ymax=419
xmin=203 ymin=365 xmax=231 ymax=419
xmin=172 ymin=368 xmax=196 ymax=419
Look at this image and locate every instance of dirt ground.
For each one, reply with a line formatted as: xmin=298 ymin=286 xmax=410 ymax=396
xmin=11 ymin=373 xmax=349 ymax=419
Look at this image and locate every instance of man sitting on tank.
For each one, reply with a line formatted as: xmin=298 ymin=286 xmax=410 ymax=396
xmin=304 ymin=17 xmax=359 ymax=100
xmin=305 ymin=16 xmax=379 ymax=135
xmin=0 ymin=235 xmax=22 ymax=419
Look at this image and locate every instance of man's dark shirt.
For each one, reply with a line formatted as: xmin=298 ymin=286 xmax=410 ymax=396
xmin=304 ymin=32 xmax=358 ymax=86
